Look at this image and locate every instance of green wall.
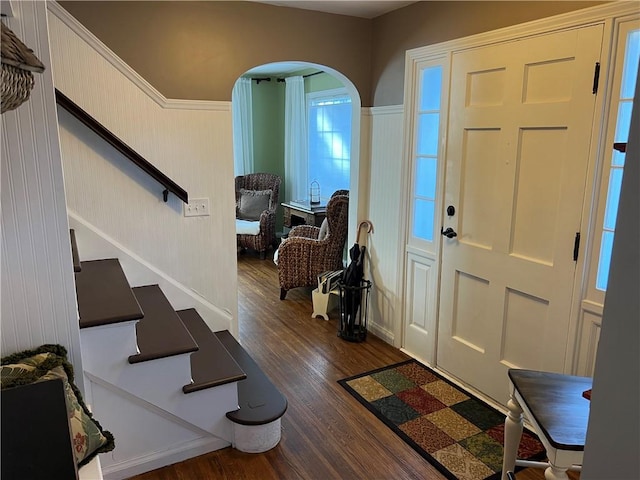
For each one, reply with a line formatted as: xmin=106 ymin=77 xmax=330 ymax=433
xmin=250 ymin=72 xmax=346 ymax=234
xmin=251 ymin=79 xmax=285 ymax=185
xmin=306 ymin=72 xmax=343 ymax=93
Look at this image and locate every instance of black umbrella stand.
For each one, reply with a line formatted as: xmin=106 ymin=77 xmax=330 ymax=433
xmin=338 ymin=220 xmax=374 ymax=342
xmin=338 ymin=279 xmax=371 ymax=342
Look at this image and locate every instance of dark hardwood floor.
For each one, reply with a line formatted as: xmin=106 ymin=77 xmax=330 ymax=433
xmin=130 ymin=250 xmax=579 ymax=480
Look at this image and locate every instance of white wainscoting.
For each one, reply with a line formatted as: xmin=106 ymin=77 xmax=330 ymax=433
xmin=575 ymin=300 xmax=603 ymax=377
xmin=1 ymin=0 xmax=83 ymax=385
xmin=47 ymin=4 xmax=238 ymax=334
xmin=365 ymin=106 xmax=404 ymax=345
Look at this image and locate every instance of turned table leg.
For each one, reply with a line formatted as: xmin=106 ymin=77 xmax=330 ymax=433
xmin=502 ymin=396 xmax=524 ymax=480
xmin=544 ymin=463 xmax=571 ymax=480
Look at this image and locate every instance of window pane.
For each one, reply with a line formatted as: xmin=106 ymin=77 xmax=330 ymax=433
xmin=621 ymin=30 xmax=640 ymax=98
xmin=308 ymin=94 xmax=352 ymax=197
xmin=612 ymin=150 xmax=626 ymax=167
xmin=615 ymin=101 xmax=633 ymax=143
xmin=596 ymin=231 xmax=615 ymax=290
xmin=415 ymin=157 xmax=437 ymax=199
xmin=604 ymin=168 xmax=623 ymax=231
xmin=413 ymin=199 xmax=435 ymax=241
xmin=420 ymin=66 xmax=443 ymax=111
xmin=417 ymin=113 xmax=439 ymax=156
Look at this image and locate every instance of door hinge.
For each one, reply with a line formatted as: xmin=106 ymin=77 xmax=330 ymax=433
xmin=592 ymin=62 xmax=600 ymax=94
xmin=573 ymin=232 xmax=581 ymax=261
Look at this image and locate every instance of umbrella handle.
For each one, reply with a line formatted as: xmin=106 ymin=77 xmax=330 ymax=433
xmin=356 ymin=220 xmax=374 ymax=244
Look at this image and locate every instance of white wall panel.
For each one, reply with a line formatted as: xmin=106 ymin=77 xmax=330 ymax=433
xmin=1 ymin=1 xmax=82 ymax=384
xmin=365 ymin=106 xmax=404 ymax=344
xmin=47 ymin=6 xmax=238 ymax=332
xmin=575 ymin=302 xmax=603 ymax=377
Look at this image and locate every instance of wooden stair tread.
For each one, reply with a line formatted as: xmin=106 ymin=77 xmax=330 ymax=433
xmin=129 ymin=285 xmax=198 ymax=364
xmin=75 ymin=259 xmax=143 ymax=328
xmin=70 ymin=229 xmax=81 ymax=272
xmin=178 ymin=309 xmax=246 ymax=394
xmin=215 ymin=330 xmax=287 ymax=426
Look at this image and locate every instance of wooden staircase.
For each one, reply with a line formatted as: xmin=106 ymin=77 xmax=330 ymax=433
xmin=71 ymin=231 xmax=287 ymax=479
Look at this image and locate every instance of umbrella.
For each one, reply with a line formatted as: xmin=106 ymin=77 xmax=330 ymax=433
xmin=340 ymin=220 xmax=374 ymax=339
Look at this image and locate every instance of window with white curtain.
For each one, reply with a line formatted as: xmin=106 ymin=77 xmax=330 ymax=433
xmin=306 ymin=88 xmax=351 ymax=201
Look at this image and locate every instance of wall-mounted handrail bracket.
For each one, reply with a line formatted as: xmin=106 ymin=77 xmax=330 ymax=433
xmin=54 ymin=89 xmax=189 ymax=204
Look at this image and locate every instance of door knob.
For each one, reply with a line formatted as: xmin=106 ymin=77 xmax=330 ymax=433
xmin=441 ymin=227 xmax=458 ymax=238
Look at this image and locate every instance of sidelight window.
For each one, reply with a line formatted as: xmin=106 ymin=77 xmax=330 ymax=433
xmin=412 ymin=65 xmax=443 ymax=243
xmin=595 ymin=27 xmax=639 ymax=291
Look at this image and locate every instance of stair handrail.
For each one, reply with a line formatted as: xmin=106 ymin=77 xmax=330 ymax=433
xmin=55 ymin=89 xmax=188 ymax=203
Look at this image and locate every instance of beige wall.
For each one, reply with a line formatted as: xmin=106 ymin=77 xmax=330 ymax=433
xmin=371 ymin=1 xmax=605 ymax=105
xmin=58 ymin=1 xmax=603 ymax=106
xmin=58 ymin=1 xmax=372 ymax=103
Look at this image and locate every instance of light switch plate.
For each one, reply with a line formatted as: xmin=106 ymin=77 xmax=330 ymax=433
xmin=184 ymin=198 xmax=210 ymax=217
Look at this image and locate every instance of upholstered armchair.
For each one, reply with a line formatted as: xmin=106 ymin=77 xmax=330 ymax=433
xmin=277 ymin=191 xmax=349 ymax=299
xmin=235 ymin=173 xmax=281 ymax=259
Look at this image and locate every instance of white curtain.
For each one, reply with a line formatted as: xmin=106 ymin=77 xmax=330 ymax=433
xmin=232 ymin=77 xmax=254 ymax=176
xmin=284 ymin=76 xmax=308 ymax=202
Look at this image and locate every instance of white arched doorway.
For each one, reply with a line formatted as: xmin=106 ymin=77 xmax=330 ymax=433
xmin=232 ymin=61 xmax=362 ymax=242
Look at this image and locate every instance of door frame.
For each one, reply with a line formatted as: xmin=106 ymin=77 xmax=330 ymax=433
xmin=397 ymin=2 xmax=639 ymax=377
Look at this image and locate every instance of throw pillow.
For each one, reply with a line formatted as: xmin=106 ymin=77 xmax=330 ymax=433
xmin=1 ymin=344 xmax=115 ymax=467
xmin=238 ymin=189 xmax=271 ymax=221
xmin=318 ymin=218 xmax=330 ymax=240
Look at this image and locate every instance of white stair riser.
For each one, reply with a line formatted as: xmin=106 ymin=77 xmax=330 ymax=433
xmin=81 ymin=323 xmax=239 ymax=434
xmin=80 ymin=320 xmax=138 ymax=360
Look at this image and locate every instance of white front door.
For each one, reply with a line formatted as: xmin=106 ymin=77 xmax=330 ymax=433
xmin=437 ymin=25 xmax=603 ymax=404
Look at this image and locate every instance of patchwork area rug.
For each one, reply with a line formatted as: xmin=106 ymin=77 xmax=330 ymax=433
xmin=338 ymin=360 xmax=545 ymax=480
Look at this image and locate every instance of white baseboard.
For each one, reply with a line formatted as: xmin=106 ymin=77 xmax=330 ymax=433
xmin=367 ymin=321 xmax=394 ymax=345
xmin=101 ymin=436 xmax=229 ymax=480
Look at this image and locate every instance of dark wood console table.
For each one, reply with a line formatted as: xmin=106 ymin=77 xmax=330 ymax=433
xmin=282 ymin=201 xmax=327 ymax=228
xmin=501 ymin=369 xmax=592 ymax=480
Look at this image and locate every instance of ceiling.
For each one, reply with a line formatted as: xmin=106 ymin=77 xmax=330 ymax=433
xmin=250 ymin=1 xmax=416 ymax=19
xmin=246 ymin=62 xmax=319 ymax=77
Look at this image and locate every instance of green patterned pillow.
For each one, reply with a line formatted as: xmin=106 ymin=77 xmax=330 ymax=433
xmin=1 ymin=345 xmax=115 ymax=467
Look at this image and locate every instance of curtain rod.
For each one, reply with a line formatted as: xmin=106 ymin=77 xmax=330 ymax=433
xmin=252 ymin=71 xmax=324 ymax=84
xmin=276 ymin=71 xmax=324 ymax=83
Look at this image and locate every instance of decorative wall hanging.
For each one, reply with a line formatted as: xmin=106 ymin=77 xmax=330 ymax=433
xmin=1 ymin=21 xmax=45 ymax=114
